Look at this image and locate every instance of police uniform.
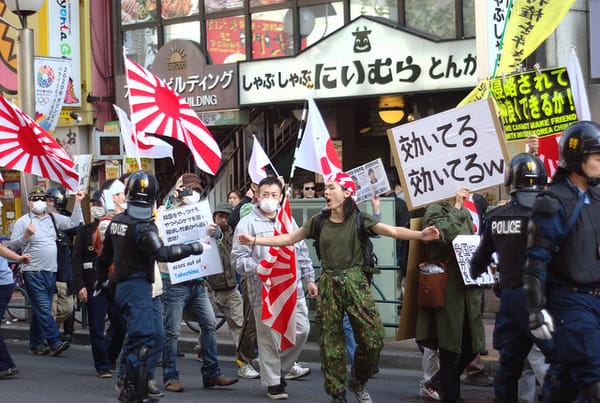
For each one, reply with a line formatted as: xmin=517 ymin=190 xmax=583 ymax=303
xmin=471 ymin=200 xmax=574 ymax=402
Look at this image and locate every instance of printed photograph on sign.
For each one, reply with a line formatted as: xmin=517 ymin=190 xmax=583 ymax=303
xmin=452 ymin=235 xmax=494 ymax=286
xmin=387 ymin=98 xmax=509 ymax=210
xmin=156 ymin=200 xmax=224 ymax=284
xmin=347 ymin=158 xmax=391 ymax=203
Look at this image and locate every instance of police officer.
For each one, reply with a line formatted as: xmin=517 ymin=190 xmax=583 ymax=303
xmin=525 ymin=121 xmax=600 ymax=401
xmin=45 ymin=187 xmax=68 ymax=215
xmin=471 ymin=153 xmax=576 ymax=402
xmin=97 ymin=171 xmax=203 ymax=403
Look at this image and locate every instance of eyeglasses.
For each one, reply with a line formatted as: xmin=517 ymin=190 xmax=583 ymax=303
xmin=304 ymin=187 xmax=315 ymax=191
xmin=29 ymin=196 xmax=45 ymax=202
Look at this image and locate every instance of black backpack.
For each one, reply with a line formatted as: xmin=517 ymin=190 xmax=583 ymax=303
xmin=312 ymin=210 xmax=379 ymax=283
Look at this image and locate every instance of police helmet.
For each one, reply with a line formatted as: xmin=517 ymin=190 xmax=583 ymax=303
xmin=558 ymin=121 xmax=600 ymax=174
xmin=125 ymin=170 xmax=158 ymax=219
xmin=45 ymin=187 xmax=67 ymax=209
xmin=505 ymin=153 xmax=547 ymax=207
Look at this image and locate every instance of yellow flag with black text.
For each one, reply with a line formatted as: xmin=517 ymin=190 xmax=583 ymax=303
xmin=497 ymin=0 xmax=575 ymax=76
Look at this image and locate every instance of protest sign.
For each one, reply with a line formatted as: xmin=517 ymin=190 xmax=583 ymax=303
xmin=490 ymin=66 xmax=577 ymax=141
xmin=156 ymin=200 xmax=223 ymax=284
xmin=388 ymin=98 xmax=509 ymax=210
xmin=452 ymin=234 xmax=495 ymax=286
xmin=67 ymin=154 xmax=92 ymax=195
xmin=347 ymin=158 xmax=390 ymax=203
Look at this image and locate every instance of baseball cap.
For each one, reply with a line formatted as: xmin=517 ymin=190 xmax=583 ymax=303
xmin=213 ymin=203 xmax=233 ymax=215
xmin=28 ymin=187 xmax=46 ymax=199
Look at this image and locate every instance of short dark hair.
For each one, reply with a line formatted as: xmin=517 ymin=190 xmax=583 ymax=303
xmin=257 ymin=176 xmax=283 ymax=193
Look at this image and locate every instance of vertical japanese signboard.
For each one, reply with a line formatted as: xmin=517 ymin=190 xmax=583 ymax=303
xmin=489 ymin=67 xmax=577 ymax=141
xmin=388 ymin=98 xmax=509 ymax=210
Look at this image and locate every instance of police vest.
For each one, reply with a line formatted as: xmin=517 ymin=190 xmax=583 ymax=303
xmin=546 ymin=182 xmax=600 ymax=286
xmin=108 ymin=213 xmax=156 ymax=283
xmin=487 ymin=201 xmax=531 ymax=289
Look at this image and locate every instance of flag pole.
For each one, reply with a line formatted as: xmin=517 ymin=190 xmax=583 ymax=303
xmin=122 ymin=47 xmax=142 ymax=171
xmin=288 ymin=82 xmax=313 ymax=196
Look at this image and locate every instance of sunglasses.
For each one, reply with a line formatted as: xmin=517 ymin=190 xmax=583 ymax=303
xmin=304 ymin=187 xmax=315 ymax=191
xmin=29 ymin=196 xmax=46 ymax=202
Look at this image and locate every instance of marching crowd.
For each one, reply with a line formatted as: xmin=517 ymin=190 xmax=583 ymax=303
xmin=0 ymin=120 xmax=600 ymax=403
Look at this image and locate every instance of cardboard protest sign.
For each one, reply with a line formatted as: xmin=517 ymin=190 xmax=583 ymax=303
xmin=156 ymin=200 xmax=223 ymax=284
xmin=67 ymin=154 xmax=92 ymax=195
xmin=347 ymin=158 xmax=390 ymax=203
xmin=490 ymin=66 xmax=577 ymax=141
xmin=388 ymin=98 xmax=509 ymax=210
xmin=451 ymin=234 xmax=495 ymax=286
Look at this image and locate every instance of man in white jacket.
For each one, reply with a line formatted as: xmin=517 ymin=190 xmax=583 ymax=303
xmin=232 ymin=176 xmax=318 ymax=400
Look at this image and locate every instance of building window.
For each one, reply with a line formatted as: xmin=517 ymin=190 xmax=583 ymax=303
xmin=206 ymin=16 xmax=247 ymax=63
xmin=349 ymin=0 xmax=398 ymax=23
xmin=251 ymin=9 xmax=292 ymax=59
xmin=300 ymin=2 xmax=344 ymax=50
xmin=164 ymin=21 xmax=202 ymax=43
xmin=405 ymin=0 xmax=456 ymax=39
xmin=161 ymin=0 xmax=200 ymax=19
xmin=123 ymin=27 xmax=159 ymax=69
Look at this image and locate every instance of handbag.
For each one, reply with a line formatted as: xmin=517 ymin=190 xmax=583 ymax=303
xmin=417 ymin=260 xmax=449 ymax=308
xmin=49 ymin=213 xmax=74 ymax=282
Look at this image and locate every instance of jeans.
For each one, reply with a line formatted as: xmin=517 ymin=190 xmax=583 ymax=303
xmin=148 ymin=296 xmax=164 ymax=381
xmin=23 ymin=271 xmax=61 ymax=349
xmin=0 ymin=283 xmax=16 ymax=371
xmin=343 ymin=311 xmax=357 ymax=367
xmin=162 ymin=278 xmax=221 ymax=385
xmin=115 ymin=275 xmax=155 ymax=374
xmin=86 ymin=290 xmax=110 ymax=371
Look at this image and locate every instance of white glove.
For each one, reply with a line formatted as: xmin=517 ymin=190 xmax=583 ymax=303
xmin=529 ymin=309 xmax=554 ymax=340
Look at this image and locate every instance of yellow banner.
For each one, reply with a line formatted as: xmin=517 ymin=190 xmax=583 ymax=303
xmin=457 ymin=79 xmax=489 ymax=107
xmin=497 ymin=0 xmax=575 ymax=76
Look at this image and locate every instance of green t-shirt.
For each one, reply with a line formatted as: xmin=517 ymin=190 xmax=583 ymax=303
xmin=303 ymin=211 xmax=378 ymax=271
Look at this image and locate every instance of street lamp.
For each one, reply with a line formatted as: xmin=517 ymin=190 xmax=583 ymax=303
xmin=4 ymin=0 xmax=44 ymax=118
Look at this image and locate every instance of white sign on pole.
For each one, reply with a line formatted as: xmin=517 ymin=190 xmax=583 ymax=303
xmin=452 ymin=234 xmax=495 ymax=286
xmin=387 ymin=98 xmax=509 ymax=210
xmin=156 ymin=200 xmax=224 ymax=284
xmin=67 ymin=154 xmax=93 ymax=195
xmin=347 ymin=158 xmax=391 ymax=203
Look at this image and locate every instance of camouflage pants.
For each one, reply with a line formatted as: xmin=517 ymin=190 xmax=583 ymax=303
xmin=316 ymin=266 xmax=384 ymax=396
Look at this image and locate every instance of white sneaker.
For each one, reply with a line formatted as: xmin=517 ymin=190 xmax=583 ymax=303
xmin=348 ymin=378 xmax=372 ymax=403
xmin=419 ymin=381 xmax=441 ymax=401
xmin=238 ymin=362 xmax=260 ymax=379
xmin=284 ymin=362 xmax=310 ymax=380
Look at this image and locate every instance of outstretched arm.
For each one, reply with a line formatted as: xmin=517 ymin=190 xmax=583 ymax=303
xmin=237 ymin=226 xmax=307 ymax=247
xmin=370 ymin=222 xmax=439 ymax=241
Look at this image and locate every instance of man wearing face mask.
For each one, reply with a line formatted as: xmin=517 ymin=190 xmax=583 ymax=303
xmin=7 ymin=186 xmax=84 ymax=356
xmin=231 ymin=176 xmax=318 ymax=400
xmin=70 ymin=190 xmax=115 ymax=378
xmin=158 ymin=173 xmax=238 ymax=393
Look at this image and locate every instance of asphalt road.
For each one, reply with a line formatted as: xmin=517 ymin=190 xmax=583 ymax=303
xmin=0 ymin=336 xmax=494 ymax=402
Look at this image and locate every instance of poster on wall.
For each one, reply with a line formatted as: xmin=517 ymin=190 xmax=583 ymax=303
xmin=388 ymin=98 xmax=509 ymax=210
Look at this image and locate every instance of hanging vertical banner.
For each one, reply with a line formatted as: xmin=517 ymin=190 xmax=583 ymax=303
xmin=34 ymin=56 xmax=71 ymax=132
xmin=487 ymin=0 xmax=513 ymax=78
xmin=497 ymin=0 xmax=575 ymax=75
xmin=46 ymin=0 xmax=81 ymax=106
xmin=489 ymin=66 xmax=577 ymax=141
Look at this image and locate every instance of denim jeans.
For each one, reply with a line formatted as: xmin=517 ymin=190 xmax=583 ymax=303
xmin=86 ymin=290 xmax=110 ymax=371
xmin=162 ymin=278 xmax=221 ymax=385
xmin=0 ymin=283 xmax=16 ymax=371
xmin=343 ymin=311 xmax=357 ymax=367
xmin=23 ymin=271 xmax=62 ymax=349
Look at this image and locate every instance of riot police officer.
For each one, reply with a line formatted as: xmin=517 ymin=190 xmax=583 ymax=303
xmin=471 ymin=153 xmax=576 ymax=402
xmin=45 ymin=187 xmax=68 ymax=215
xmin=525 ymin=121 xmax=600 ymax=401
xmin=97 ymin=171 xmax=203 ymax=403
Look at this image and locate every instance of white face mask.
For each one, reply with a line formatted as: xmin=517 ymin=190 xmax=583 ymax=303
xmin=31 ymin=200 xmax=47 ymax=214
xmin=183 ymin=191 xmax=200 ymax=205
xmin=118 ymin=202 xmax=128 ymax=210
xmin=91 ymin=206 xmax=105 ymax=220
xmin=259 ymin=198 xmax=279 ymax=214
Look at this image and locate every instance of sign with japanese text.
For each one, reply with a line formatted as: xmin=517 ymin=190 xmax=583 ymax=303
xmin=388 ymin=98 xmax=509 ymax=210
xmin=451 ymin=235 xmax=495 ymax=286
xmin=67 ymin=154 xmax=92 ymax=196
xmin=490 ymin=67 xmax=577 ymax=140
xmin=239 ymin=16 xmax=476 ymax=105
xmin=34 ymin=56 xmax=71 ymax=132
xmin=156 ymin=200 xmax=223 ymax=284
xmin=347 ymin=158 xmax=390 ymax=203
xmin=122 ymin=157 xmax=155 ymax=174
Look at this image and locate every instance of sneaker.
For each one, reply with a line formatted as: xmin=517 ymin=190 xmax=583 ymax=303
xmin=419 ymin=381 xmax=441 ymax=401
xmin=49 ymin=341 xmax=70 ymax=356
xmin=348 ymin=378 xmax=372 ymax=403
xmin=97 ymin=369 xmax=112 ymax=379
xmin=463 ymin=372 xmax=494 ymax=387
xmin=331 ymin=391 xmax=347 ymax=402
xmin=0 ymin=366 xmax=19 ymax=379
xmin=165 ymin=379 xmax=184 ymax=392
xmin=148 ymin=379 xmax=165 ymax=398
xmin=267 ymin=384 xmax=288 ymax=400
xmin=238 ymin=362 xmax=260 ymax=379
xmin=284 ymin=362 xmax=310 ymax=380
xmin=29 ymin=344 xmax=50 ymax=355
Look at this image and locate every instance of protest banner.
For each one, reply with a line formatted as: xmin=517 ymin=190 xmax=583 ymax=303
xmin=67 ymin=154 xmax=92 ymax=195
xmin=156 ymin=200 xmax=224 ymax=284
xmin=451 ymin=234 xmax=495 ymax=286
xmin=347 ymin=158 xmax=390 ymax=203
xmin=388 ymin=98 xmax=509 ymax=210
xmin=489 ymin=66 xmax=577 ymax=141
